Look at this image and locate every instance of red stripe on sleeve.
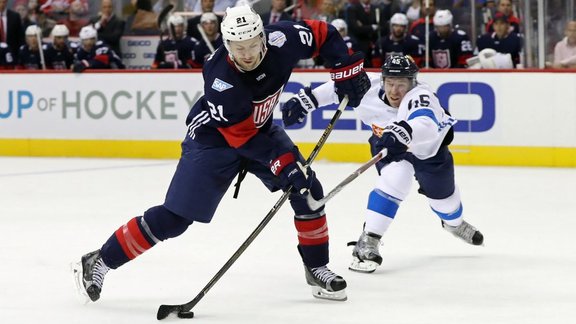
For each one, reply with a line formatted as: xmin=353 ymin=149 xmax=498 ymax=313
xmin=303 ymin=19 xmax=328 ymax=58
xmin=95 ymin=54 xmax=110 ymax=66
xmin=217 ymin=114 xmax=258 ymax=148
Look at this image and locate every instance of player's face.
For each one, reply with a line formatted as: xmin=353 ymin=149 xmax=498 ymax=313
xmin=435 ymin=25 xmax=451 ymax=38
xmin=391 ymin=24 xmax=406 ymax=39
xmin=201 ymin=21 xmax=217 ymax=37
xmin=82 ymin=38 xmax=96 ymax=51
xmin=384 ymin=77 xmax=411 ymax=108
xmin=493 ymin=20 xmax=509 ymax=38
xmin=201 ymin=0 xmax=214 ymax=12
xmin=26 ymin=35 xmax=39 ymax=50
xmin=229 ymin=37 xmax=264 ymax=71
xmin=53 ymin=36 xmax=67 ymax=49
xmin=174 ymin=24 xmax=184 ymax=39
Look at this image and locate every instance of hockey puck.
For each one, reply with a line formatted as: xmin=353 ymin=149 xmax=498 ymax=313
xmin=178 ymin=311 xmax=195 ymax=319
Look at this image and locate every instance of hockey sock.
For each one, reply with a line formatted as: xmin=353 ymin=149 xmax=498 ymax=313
xmin=295 ymin=214 xmax=329 ymax=268
xmin=364 ymin=189 xmax=401 ymax=236
xmin=429 ymin=188 xmax=463 ymax=227
xmin=101 ymin=205 xmax=192 ymax=269
xmin=432 ymin=204 xmax=463 ymax=227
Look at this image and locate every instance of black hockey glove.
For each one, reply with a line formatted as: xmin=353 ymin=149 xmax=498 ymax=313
xmin=72 ymin=60 xmax=89 ymax=73
xmin=281 ymin=87 xmax=318 ymax=127
xmin=270 ymin=148 xmax=314 ymax=193
xmin=374 ymin=121 xmax=413 ymax=165
xmin=330 ymin=52 xmax=370 ymax=107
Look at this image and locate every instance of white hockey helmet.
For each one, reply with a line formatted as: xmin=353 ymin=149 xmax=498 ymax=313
xmin=390 ymin=13 xmax=409 ymax=27
xmin=331 ymin=18 xmax=347 ymax=33
xmin=200 ymin=12 xmax=218 ymax=24
xmin=79 ymin=25 xmax=98 ymax=40
xmin=25 ymin=25 xmax=42 ymax=37
xmin=51 ymin=24 xmax=70 ymax=37
xmin=434 ymin=10 xmax=453 ymax=26
xmin=168 ymin=14 xmax=186 ymax=27
xmin=221 ymin=6 xmax=266 ymax=67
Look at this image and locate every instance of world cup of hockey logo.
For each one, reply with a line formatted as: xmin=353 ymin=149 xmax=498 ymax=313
xmin=432 ymin=50 xmax=451 ymax=69
xmin=253 ymin=87 xmax=283 ymax=127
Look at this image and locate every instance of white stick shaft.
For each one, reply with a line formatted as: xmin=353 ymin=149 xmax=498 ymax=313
xmin=306 ymin=149 xmax=387 ymax=210
xmin=197 ymin=24 xmax=215 ymax=53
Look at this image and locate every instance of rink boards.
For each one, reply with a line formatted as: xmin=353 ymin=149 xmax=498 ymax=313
xmin=0 ymin=70 xmax=575 ymax=167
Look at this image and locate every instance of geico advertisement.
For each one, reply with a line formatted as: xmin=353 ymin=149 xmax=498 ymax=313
xmin=120 ymin=37 xmax=159 ymax=70
xmin=1 ymin=72 xmax=575 ymax=146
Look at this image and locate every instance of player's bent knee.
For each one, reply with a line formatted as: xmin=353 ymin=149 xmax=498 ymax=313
xmin=143 ymin=205 xmax=193 ymax=241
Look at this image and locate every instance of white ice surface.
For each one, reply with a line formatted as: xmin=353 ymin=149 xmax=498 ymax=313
xmin=1 ymin=157 xmax=575 ymax=324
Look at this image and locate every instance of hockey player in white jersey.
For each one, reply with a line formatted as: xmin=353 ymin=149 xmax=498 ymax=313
xmin=282 ymin=55 xmax=484 ymax=273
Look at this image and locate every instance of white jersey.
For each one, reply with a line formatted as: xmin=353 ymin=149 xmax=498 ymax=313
xmin=312 ymin=72 xmax=456 ymax=160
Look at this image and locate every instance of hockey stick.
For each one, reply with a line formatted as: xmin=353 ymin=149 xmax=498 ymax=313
xmin=306 ymin=149 xmax=388 ymax=211
xmin=156 ymin=95 xmax=349 ymax=320
xmin=157 ymin=4 xmax=174 ymax=42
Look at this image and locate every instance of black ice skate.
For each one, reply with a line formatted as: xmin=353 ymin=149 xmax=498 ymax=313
xmin=442 ymin=220 xmax=484 ymax=246
xmin=304 ymin=265 xmax=347 ymax=301
xmin=72 ymin=249 xmax=110 ymax=302
xmin=349 ymin=231 xmax=383 ymax=273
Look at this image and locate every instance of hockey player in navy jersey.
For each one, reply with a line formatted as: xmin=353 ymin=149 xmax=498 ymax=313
xmin=0 ymin=42 xmax=15 ymax=69
xmin=192 ymin=12 xmax=224 ymax=66
xmin=152 ymin=14 xmax=201 ymax=69
xmin=476 ymin=12 xmax=522 ymax=68
xmin=44 ymin=24 xmax=74 ymax=70
xmin=282 ymin=55 xmax=484 ymax=274
xmin=17 ymin=25 xmax=45 ymax=70
xmin=379 ymin=13 xmax=423 ymax=67
xmin=428 ymin=10 xmax=473 ymax=68
xmin=74 ymin=5 xmax=370 ymax=304
xmin=72 ymin=25 xmax=125 ymax=73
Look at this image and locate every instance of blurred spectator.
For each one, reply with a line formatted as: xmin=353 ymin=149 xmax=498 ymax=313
xmin=379 ymin=13 xmax=423 ymax=67
xmin=152 ymin=14 xmax=199 ymax=69
xmin=60 ymin=0 xmax=90 ymax=37
xmin=345 ymin=0 xmax=381 ymax=67
xmin=44 ymin=23 xmax=74 ymax=69
xmin=485 ymin=0 xmax=520 ymax=34
xmin=193 ymin=12 xmax=222 ymax=65
xmin=311 ymin=0 xmax=341 ymax=22
xmin=17 ymin=24 xmax=45 ymax=69
xmin=40 ymin=0 xmax=90 ymax=24
xmin=405 ymin=0 xmax=421 ymax=22
xmin=72 ymin=25 xmax=125 ymax=72
xmin=153 ymin=0 xmax=177 ymax=14
xmin=476 ymin=12 xmax=522 ymax=67
xmin=126 ymin=0 xmax=159 ymax=35
xmin=13 ymin=0 xmax=33 ymax=29
xmin=409 ymin=0 xmax=435 ymax=44
xmin=261 ymin=0 xmax=292 ymax=26
xmin=187 ymin=0 xmax=223 ymax=40
xmin=0 ymin=0 xmax=24 ymax=57
xmin=186 ymin=0 xmax=238 ymax=13
xmin=0 ymin=41 xmax=14 ymax=69
xmin=551 ymin=21 xmax=576 ymax=69
xmin=428 ymin=9 xmax=472 ymax=68
xmin=90 ymin=0 xmax=125 ymax=56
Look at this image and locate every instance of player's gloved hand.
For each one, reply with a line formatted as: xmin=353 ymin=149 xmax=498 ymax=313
xmin=270 ymin=149 xmax=314 ymax=193
xmin=281 ymin=87 xmax=318 ymax=127
xmin=330 ymin=52 xmax=370 ymax=107
xmin=72 ymin=60 xmax=89 ymax=73
xmin=373 ymin=120 xmax=413 ymax=165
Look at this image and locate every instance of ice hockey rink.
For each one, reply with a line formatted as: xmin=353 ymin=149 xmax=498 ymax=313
xmin=1 ymin=157 xmax=575 ymax=324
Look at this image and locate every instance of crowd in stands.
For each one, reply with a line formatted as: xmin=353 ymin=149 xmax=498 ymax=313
xmin=0 ymin=0 xmax=575 ymax=70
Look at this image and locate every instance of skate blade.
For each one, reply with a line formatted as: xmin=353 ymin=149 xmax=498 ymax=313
xmin=348 ymin=257 xmax=378 ymax=273
xmin=70 ymin=262 xmax=90 ymax=304
xmin=310 ymin=286 xmax=347 ymax=301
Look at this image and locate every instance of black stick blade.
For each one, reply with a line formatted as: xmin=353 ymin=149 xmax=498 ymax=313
xmin=157 ymin=304 xmax=182 ymax=320
xmin=157 ymin=4 xmax=174 ymax=29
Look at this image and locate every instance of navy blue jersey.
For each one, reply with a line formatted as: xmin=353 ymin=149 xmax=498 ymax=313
xmin=17 ymin=44 xmax=46 ymax=70
xmin=193 ymin=35 xmax=223 ymax=67
xmin=379 ymin=34 xmax=423 ymax=67
xmin=429 ymin=29 xmax=473 ymax=68
xmin=185 ymin=20 xmax=349 ymax=164
xmin=44 ymin=43 xmax=74 ymax=70
xmin=476 ymin=32 xmax=523 ymax=67
xmin=75 ymin=41 xmax=125 ymax=69
xmin=153 ymin=36 xmax=200 ymax=69
xmin=0 ymin=43 xmax=15 ymax=69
